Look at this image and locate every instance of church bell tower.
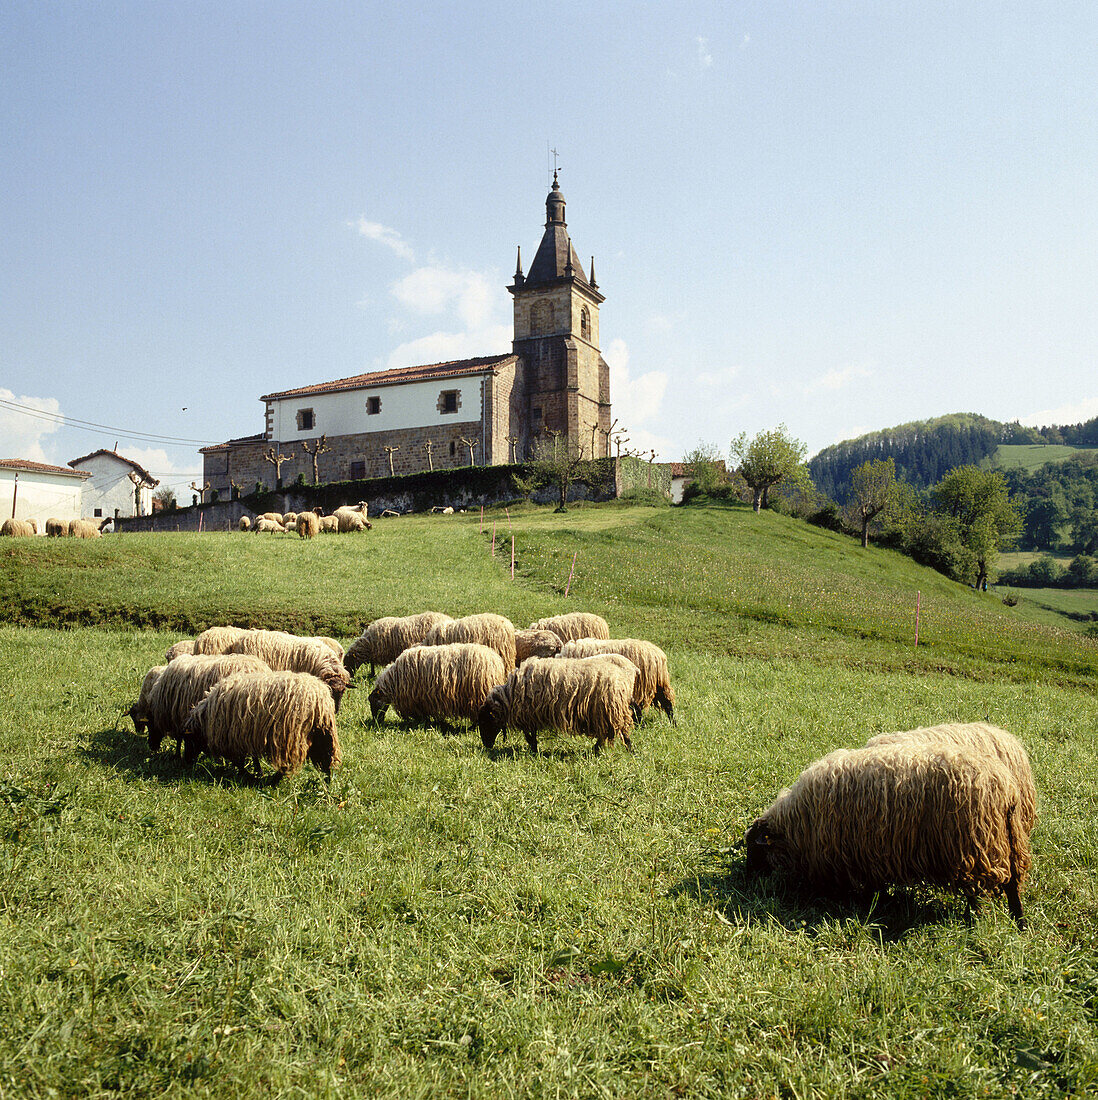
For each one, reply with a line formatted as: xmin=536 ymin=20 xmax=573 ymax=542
xmin=509 ymin=172 xmax=611 ymax=458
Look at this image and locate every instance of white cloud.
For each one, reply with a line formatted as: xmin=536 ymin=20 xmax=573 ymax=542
xmin=1018 ymin=397 xmax=1098 ymax=428
xmin=804 ymin=362 xmax=874 ymax=394
xmin=696 ymin=365 xmax=741 ymax=387
xmin=741 ymin=33 xmax=751 ymax=48
xmin=391 ymin=265 xmax=502 ymax=329
xmin=604 ymin=338 xmax=669 ymax=430
xmin=0 ymin=388 xmax=62 ymax=463
xmin=120 ymin=447 xmax=199 ymax=483
xmin=352 ymin=217 xmax=415 ymax=262
xmin=386 ymin=325 xmax=512 ymax=370
xmin=696 ymin=36 xmax=713 ymax=69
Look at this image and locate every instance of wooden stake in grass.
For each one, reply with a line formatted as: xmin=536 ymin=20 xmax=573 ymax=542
xmin=915 ymin=590 xmax=921 ymax=648
xmin=491 ymin=521 xmax=496 ymax=557
xmin=505 ymin=508 xmax=511 ymax=531
xmin=480 ymin=505 xmax=484 ymax=533
xmin=511 ymin=535 xmax=515 ymax=579
xmin=564 ymin=551 xmax=577 ymax=597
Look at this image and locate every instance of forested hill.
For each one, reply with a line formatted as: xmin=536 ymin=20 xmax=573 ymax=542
xmin=809 ymin=413 xmax=1098 ymax=502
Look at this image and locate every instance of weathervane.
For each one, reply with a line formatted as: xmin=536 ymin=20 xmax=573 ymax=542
xmin=548 ymin=144 xmax=561 ymax=187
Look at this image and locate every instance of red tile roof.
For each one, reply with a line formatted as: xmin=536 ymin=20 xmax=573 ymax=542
xmin=199 ymin=433 xmax=265 ymax=454
xmin=68 ymin=448 xmax=159 ymax=486
xmin=261 ymin=354 xmax=517 ymax=402
xmin=0 ymin=458 xmax=92 ymax=477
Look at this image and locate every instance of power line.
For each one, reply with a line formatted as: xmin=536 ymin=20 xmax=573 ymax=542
xmin=0 ymin=396 xmax=221 ymax=447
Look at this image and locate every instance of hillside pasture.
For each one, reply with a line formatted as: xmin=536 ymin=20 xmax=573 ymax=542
xmin=992 ymin=444 xmax=1098 ymax=472
xmin=2 ymin=503 xmax=1098 ymax=1097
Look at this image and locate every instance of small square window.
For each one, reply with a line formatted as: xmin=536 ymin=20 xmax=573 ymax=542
xmin=366 ymin=396 xmax=381 ymax=415
xmin=532 ymin=406 xmax=542 ymax=422
xmin=297 ymin=408 xmax=315 ymax=431
xmin=439 ymin=390 xmax=460 ymax=414
xmin=93 ymin=508 xmax=102 ymax=517
xmin=349 ymin=460 xmax=366 ymax=480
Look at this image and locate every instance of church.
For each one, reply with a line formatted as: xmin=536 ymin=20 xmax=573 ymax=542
xmin=201 ymin=175 xmax=612 ymax=494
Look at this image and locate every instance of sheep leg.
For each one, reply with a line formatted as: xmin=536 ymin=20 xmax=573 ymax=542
xmin=524 ymin=731 xmax=538 ymax=754
xmin=1005 ymin=878 xmax=1025 ymax=930
xmin=655 ymin=689 xmax=676 ymax=725
xmin=620 ymin=730 xmax=634 ymax=752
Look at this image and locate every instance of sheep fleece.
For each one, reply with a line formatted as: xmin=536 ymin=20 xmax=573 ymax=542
xmin=559 ymin=638 xmax=674 ymax=713
xmin=422 ymin=613 xmax=516 ymax=670
xmin=528 ymin=612 xmax=610 ymax=643
xmin=345 ymin=612 xmax=452 ymax=674
xmin=372 ymin=643 xmax=508 ymax=721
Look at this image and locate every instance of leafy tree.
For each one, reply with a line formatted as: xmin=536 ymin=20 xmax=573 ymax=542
xmin=849 ymin=457 xmax=897 ymax=548
xmin=730 ymin=424 xmax=809 ymax=513
xmin=529 ymin=431 xmax=585 ymax=513
xmin=681 ymin=441 xmax=726 ymax=496
xmin=932 ymin=466 xmax=1023 ymax=590
xmin=152 ymin=486 xmax=177 ymax=512
xmin=1024 ymin=491 xmax=1069 ymax=550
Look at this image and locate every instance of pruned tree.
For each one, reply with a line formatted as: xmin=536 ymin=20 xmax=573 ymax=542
xmin=530 ymin=430 xmax=585 ymax=513
xmin=262 ymin=448 xmax=295 ymax=488
xmin=384 ymin=445 xmax=400 ymax=477
xmin=730 ymin=425 xmax=809 ymax=512
xmin=459 ymin=437 xmax=479 ymax=466
xmin=507 ymin=436 xmax=520 ymax=464
xmin=189 ymin=480 xmax=211 ymax=504
xmin=850 ymin=457 xmax=897 ymax=548
xmin=424 ymin=439 xmax=434 ymax=471
xmin=300 ymin=435 xmax=331 ymax=484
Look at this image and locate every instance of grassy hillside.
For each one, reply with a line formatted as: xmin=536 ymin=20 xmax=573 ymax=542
xmin=2 ymin=503 xmax=1098 ymax=1097
xmin=992 ymin=444 xmax=1098 ymax=472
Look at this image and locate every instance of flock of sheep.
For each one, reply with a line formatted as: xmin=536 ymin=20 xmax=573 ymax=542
xmin=1 ymin=517 xmax=103 ymax=538
xmin=239 ymin=502 xmax=373 ymax=536
xmin=127 ymin=607 xmax=1038 ymax=928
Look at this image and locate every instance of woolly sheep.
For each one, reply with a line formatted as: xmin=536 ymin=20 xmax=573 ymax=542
xmin=865 ymin=722 xmax=1037 ymax=835
xmin=45 ymin=518 xmax=66 ymax=537
xmin=257 ymin=512 xmax=285 ymax=524
xmin=28 ymin=519 xmax=38 ymax=533
xmin=295 ymin=512 xmax=319 ymax=539
xmin=253 ymin=517 xmax=286 ymax=533
xmin=422 ymin=612 xmax=517 ymax=670
xmin=310 ymin=636 xmax=344 ymax=658
xmin=558 ymin=638 xmax=676 ymax=723
xmin=165 ymin=639 xmax=196 ymax=662
xmin=334 ymin=503 xmax=372 ymax=532
xmin=238 ymin=516 xmax=252 ymax=531
xmin=1 ymin=519 xmax=34 ymax=537
xmin=369 ymin=642 xmax=509 ymax=724
xmin=282 ymin=511 xmax=298 ymax=528
xmin=477 ymin=655 xmax=637 ymax=754
xmin=318 ymin=515 xmax=339 ymax=534
xmin=514 ymin=628 xmax=563 ymax=664
xmin=528 ymin=612 xmax=611 ymax=643
xmin=128 ymin=665 xmax=167 ymax=735
xmin=144 ymin=653 xmax=270 ymax=753
xmin=225 ymin=629 xmax=351 ymax=709
xmin=193 ymin=625 xmax=253 ymax=655
xmin=344 ymin=612 xmax=453 ymax=676
xmin=744 ymin=742 xmax=1033 ymax=928
xmin=68 ymin=519 xmax=102 ymax=538
xmin=182 ymin=670 xmax=341 ymax=783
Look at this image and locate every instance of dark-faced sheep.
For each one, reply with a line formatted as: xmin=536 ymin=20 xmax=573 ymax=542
xmin=344 ymin=612 xmax=454 ymax=677
xmin=368 ymin=642 xmax=509 ymax=724
xmin=334 ymin=503 xmax=372 ymax=532
xmin=528 ymin=612 xmax=611 ymax=643
xmin=865 ymin=722 xmax=1036 ymax=836
xmin=558 ymin=638 xmax=675 ymax=723
xmin=45 ymin=518 xmax=66 ymax=537
xmin=296 ymin=512 xmax=319 ymax=539
xmin=225 ymin=629 xmax=351 ymax=709
xmin=165 ymin=639 xmax=196 ymax=662
xmin=129 ymin=665 xmax=167 ymax=735
xmin=238 ymin=516 xmax=252 ymax=531
xmin=182 ymin=670 xmax=341 ymax=783
xmin=514 ymin=629 xmax=563 ymax=664
xmin=477 ymin=655 xmax=636 ymax=755
xmin=744 ymin=742 xmax=1033 ymax=928
xmin=144 ymin=653 xmax=270 ymax=753
xmin=422 ymin=612 xmax=517 ymax=670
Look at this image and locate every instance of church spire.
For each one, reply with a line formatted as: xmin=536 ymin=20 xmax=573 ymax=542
xmin=514 ymin=245 xmax=524 ymax=286
xmin=589 ymin=256 xmax=597 ymax=289
xmin=545 ymin=170 xmax=566 ymax=227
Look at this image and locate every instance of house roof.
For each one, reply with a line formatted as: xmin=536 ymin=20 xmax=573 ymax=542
xmin=261 ymin=353 xmax=518 ymax=402
xmin=0 ymin=458 xmax=92 ymax=478
xmin=199 ymin=433 xmax=265 ymax=455
xmin=68 ymin=448 xmax=159 ymax=487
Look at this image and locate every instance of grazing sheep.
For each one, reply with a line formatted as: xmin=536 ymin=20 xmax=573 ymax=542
xmin=528 ymin=612 xmax=611 ymax=643
xmin=743 ymin=742 xmax=1033 ymax=928
xmin=45 ymin=518 xmax=66 ymax=537
xmin=477 ymin=655 xmax=637 ymax=754
xmin=865 ymin=722 xmax=1037 ymax=835
xmin=558 ymin=638 xmax=676 ymax=723
xmin=514 ymin=628 xmax=563 ymax=664
xmin=164 ymin=639 xmax=196 ymax=662
xmin=193 ymin=625 xmax=253 ymax=655
xmin=318 ymin=515 xmax=339 ymax=534
xmin=334 ymin=503 xmax=372 ymax=532
xmin=295 ymin=512 xmax=319 ymax=539
xmin=225 ymin=629 xmax=351 ymax=709
xmin=182 ymin=670 xmax=341 ymax=783
xmin=238 ymin=516 xmax=252 ymax=531
xmin=0 ymin=519 xmax=35 ymax=537
xmin=144 ymin=653 xmax=270 ymax=753
xmin=344 ymin=612 xmax=453 ymax=676
xmin=422 ymin=612 xmax=517 ymax=670
xmin=282 ymin=511 xmax=298 ymax=528
xmin=68 ymin=519 xmax=102 ymax=538
xmin=253 ymin=517 xmax=286 ymax=533
xmin=310 ymin=636 xmax=344 ymax=658
xmin=257 ymin=512 xmax=285 ymax=524
xmin=369 ymin=643 xmax=509 ymax=724
xmin=128 ymin=665 xmax=167 ymax=735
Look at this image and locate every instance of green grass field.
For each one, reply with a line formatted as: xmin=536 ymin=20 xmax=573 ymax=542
xmin=3 ymin=503 xmax=1098 ymax=1097
xmin=992 ymin=444 xmax=1098 ymax=472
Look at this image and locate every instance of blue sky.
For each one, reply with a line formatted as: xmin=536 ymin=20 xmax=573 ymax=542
xmin=2 ymin=2 xmax=1095 ymax=492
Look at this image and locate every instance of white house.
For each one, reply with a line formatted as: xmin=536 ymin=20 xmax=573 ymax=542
xmin=68 ymin=449 xmax=159 ymax=520
xmin=0 ymin=458 xmax=91 ymax=530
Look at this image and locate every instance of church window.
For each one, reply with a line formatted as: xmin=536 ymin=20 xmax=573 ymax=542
xmin=580 ymin=307 xmax=590 ymax=340
xmin=366 ymin=396 xmax=381 ymax=415
xmin=350 ymin=460 xmax=365 ymax=480
xmin=296 ymin=408 xmax=315 ymax=431
xmin=532 ymin=406 xmax=542 ymax=424
xmin=439 ymin=390 xmax=460 ymax=414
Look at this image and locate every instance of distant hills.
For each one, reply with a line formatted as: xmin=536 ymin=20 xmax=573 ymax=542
xmin=809 ymin=412 xmax=1098 ymax=503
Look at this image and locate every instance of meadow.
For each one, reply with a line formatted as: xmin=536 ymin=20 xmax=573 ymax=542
xmin=2 ymin=503 xmax=1097 ymax=1098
